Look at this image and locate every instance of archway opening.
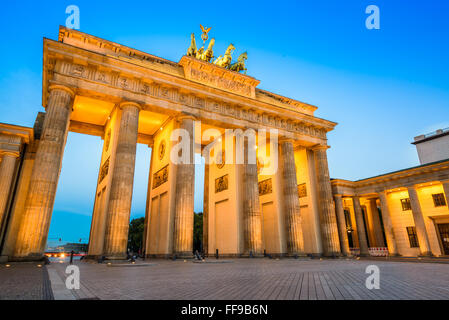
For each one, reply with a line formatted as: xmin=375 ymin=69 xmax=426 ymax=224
xmin=46 ymin=132 xmax=151 ymax=259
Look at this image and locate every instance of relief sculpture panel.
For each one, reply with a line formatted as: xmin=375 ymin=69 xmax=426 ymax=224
xmin=153 ymin=165 xmax=169 ymax=189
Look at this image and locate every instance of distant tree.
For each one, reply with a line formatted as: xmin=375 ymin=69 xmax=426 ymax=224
xmin=128 ymin=217 xmax=145 ymax=253
xmin=193 ymin=212 xmax=203 ymax=253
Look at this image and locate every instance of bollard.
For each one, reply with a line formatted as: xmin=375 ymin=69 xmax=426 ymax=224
xmin=250 ymin=250 xmax=253 ymax=258
xmin=264 ymin=249 xmax=266 ymax=257
xmin=70 ymin=250 xmax=74 ymax=265
xmin=216 ymin=249 xmax=219 ymax=260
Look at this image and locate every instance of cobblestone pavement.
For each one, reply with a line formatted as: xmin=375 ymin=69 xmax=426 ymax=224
xmin=44 ymin=258 xmax=449 ymax=300
xmin=0 ymin=263 xmax=53 ymax=300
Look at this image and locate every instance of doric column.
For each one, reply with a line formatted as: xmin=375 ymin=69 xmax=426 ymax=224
xmin=368 ymin=198 xmax=385 ymax=247
xmin=203 ymin=163 xmax=209 ymax=255
xmin=333 ymin=194 xmax=350 ymax=256
xmin=377 ymin=191 xmax=399 ymax=255
xmin=279 ymin=139 xmax=304 ymax=255
xmin=173 ymin=115 xmax=196 ymax=257
xmin=14 ymin=85 xmax=74 ymax=260
xmin=352 ymin=196 xmax=369 ymax=256
xmin=407 ymin=186 xmax=432 ymax=256
xmin=0 ymin=152 xmax=19 ymax=228
xmin=442 ymin=181 xmax=449 ymax=209
xmin=242 ymin=134 xmax=263 ymax=255
xmin=313 ymin=145 xmax=341 ymax=256
xmin=103 ymin=102 xmax=141 ymax=259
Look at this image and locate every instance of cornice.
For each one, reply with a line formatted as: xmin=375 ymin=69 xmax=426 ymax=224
xmin=331 ymin=160 xmax=449 ymax=196
xmin=0 ymin=123 xmax=34 ymax=144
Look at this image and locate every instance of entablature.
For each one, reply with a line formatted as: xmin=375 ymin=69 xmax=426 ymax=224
xmin=47 ymin=27 xmax=336 ymax=141
xmin=44 ymin=37 xmax=336 ymax=145
xmin=331 ymin=159 xmax=449 ymax=197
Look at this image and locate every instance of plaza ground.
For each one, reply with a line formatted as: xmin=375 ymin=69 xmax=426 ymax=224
xmin=1 ymin=258 xmax=449 ymax=300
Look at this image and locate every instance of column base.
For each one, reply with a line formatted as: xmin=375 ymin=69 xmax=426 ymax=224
xmin=9 ymin=254 xmax=46 ymax=262
xmin=418 ymin=252 xmax=433 ymax=257
xmin=85 ymin=255 xmax=107 ymax=262
xmin=173 ymin=252 xmax=194 ymax=259
xmin=323 ymin=252 xmax=343 ymax=258
xmin=240 ymin=253 xmax=265 ymax=258
xmin=285 ymin=252 xmax=308 ymax=258
xmin=0 ymin=256 xmax=8 ymax=263
xmin=145 ymin=254 xmax=173 ymax=259
xmin=104 ymin=254 xmax=128 ymax=260
xmin=389 ymin=253 xmax=401 ymax=257
xmin=341 ymin=252 xmax=353 ymax=257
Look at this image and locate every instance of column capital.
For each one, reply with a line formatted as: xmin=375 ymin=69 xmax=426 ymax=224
xmin=402 ymin=180 xmax=424 ymax=189
xmin=375 ymin=187 xmax=388 ymax=194
xmin=312 ymin=144 xmax=330 ymax=151
xmin=278 ymin=137 xmax=295 ymax=144
xmin=48 ymin=84 xmax=76 ymax=99
xmin=119 ymin=101 xmax=142 ymax=111
xmin=0 ymin=151 xmax=20 ymax=158
xmin=333 ymin=194 xmax=343 ymax=199
xmin=175 ymin=112 xmax=197 ymax=122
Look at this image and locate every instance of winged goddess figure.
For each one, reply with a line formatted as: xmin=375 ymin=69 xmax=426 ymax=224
xmin=200 ymin=24 xmax=212 ymax=42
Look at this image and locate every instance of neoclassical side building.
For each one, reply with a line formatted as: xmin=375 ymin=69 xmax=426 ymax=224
xmin=331 ymin=133 xmax=449 ymax=257
xmin=0 ymin=27 xmax=342 ymax=262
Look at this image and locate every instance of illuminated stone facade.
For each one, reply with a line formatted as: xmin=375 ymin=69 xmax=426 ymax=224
xmin=1 ymin=26 xmax=341 ymax=261
xmin=331 ymin=160 xmax=449 ymax=257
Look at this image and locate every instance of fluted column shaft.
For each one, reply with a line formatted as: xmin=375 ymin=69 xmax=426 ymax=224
xmin=377 ymin=191 xmax=398 ymax=255
xmin=353 ymin=196 xmax=369 ymax=256
xmin=368 ymin=199 xmax=385 ymax=247
xmin=313 ymin=146 xmax=341 ymax=256
xmin=280 ymin=140 xmax=304 ymax=255
xmin=407 ymin=186 xmax=432 ymax=256
xmin=0 ymin=153 xmax=19 ymax=228
xmin=333 ymin=195 xmax=350 ymax=256
xmin=173 ymin=116 xmax=195 ymax=256
xmin=14 ymin=86 xmax=74 ymax=259
xmin=242 ymin=136 xmax=263 ymax=255
xmin=103 ymin=103 xmax=140 ymax=258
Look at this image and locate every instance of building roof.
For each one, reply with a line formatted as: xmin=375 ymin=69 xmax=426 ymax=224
xmin=412 ymin=127 xmax=449 ymax=145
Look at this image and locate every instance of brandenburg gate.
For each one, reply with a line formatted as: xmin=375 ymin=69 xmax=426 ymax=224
xmin=0 ymin=26 xmax=341 ymax=262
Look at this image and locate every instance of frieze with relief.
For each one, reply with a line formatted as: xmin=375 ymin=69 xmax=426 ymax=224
xmin=259 ymin=179 xmax=272 ymax=196
xmin=56 ymin=61 xmax=328 ymax=140
xmin=105 ymin=129 xmax=111 ymax=152
xmin=153 ymin=165 xmax=169 ymax=189
xmin=298 ymin=183 xmax=307 ymax=198
xmin=99 ymin=157 xmax=110 ymax=183
xmin=215 ymin=175 xmax=228 ymax=193
xmin=158 ymin=140 xmax=166 ymax=160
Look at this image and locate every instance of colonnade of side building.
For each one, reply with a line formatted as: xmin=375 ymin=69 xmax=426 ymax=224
xmin=332 ymin=167 xmax=449 ymax=257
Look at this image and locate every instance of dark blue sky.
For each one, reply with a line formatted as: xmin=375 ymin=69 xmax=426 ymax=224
xmin=1 ymin=1 xmax=448 ymax=244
